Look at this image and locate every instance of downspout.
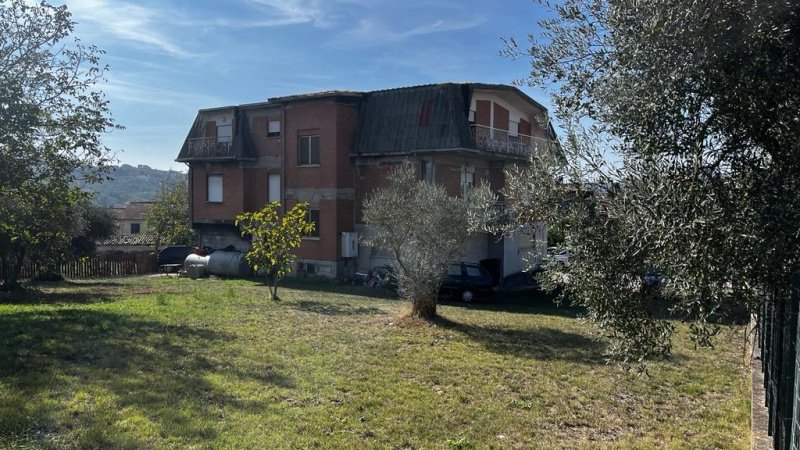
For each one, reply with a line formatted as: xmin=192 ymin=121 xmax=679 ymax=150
xmin=281 ymin=104 xmax=286 ymax=214
xmin=185 ymin=161 xmax=193 ymax=243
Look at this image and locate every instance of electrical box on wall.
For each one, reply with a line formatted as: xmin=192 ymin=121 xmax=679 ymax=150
xmin=341 ymin=232 xmax=358 ymax=258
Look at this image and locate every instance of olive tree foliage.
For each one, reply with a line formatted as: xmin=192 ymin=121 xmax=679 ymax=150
xmin=0 ymin=0 xmax=117 ymax=288
xmin=502 ymin=0 xmax=800 ymax=363
xmin=68 ymin=201 xmax=117 ymax=258
xmin=236 ymin=202 xmax=315 ymax=301
xmin=145 ymin=177 xmax=195 ymax=252
xmin=362 ymin=162 xmax=495 ymax=320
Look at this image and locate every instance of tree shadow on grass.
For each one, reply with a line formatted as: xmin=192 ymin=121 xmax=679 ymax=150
xmin=433 ymin=316 xmax=606 ymax=364
xmin=277 ymin=277 xmax=398 ymax=299
xmin=0 ymin=309 xmax=293 ymax=447
xmin=289 ymin=299 xmax=387 ymax=316
xmin=441 ymin=291 xmax=586 ymax=319
xmin=0 ymin=288 xmax=114 ymax=305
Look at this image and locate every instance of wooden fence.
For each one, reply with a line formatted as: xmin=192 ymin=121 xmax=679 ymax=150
xmin=1 ymin=253 xmax=157 ymax=280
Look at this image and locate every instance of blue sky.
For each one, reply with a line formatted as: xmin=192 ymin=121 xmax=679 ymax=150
xmin=64 ymin=0 xmax=553 ymax=171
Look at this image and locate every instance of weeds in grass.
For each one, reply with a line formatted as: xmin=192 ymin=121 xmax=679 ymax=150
xmin=156 ymin=293 xmax=168 ymax=305
xmin=446 ymin=437 xmax=474 ymax=448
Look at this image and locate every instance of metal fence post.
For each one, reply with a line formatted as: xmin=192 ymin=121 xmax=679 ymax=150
xmin=788 ymin=275 xmax=800 ymax=450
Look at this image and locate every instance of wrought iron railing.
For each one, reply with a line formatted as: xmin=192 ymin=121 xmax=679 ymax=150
xmin=470 ymin=124 xmax=553 ymax=157
xmin=187 ymin=137 xmax=233 ymax=158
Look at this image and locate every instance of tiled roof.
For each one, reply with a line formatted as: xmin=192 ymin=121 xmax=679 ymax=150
xmin=96 ymin=233 xmax=157 ymax=246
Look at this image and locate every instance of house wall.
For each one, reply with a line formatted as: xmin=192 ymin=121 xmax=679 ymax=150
xmin=111 ymin=203 xmax=152 ymax=235
xmin=184 ymin=87 xmax=552 ymax=279
xmin=203 ymin=111 xmax=235 ymax=137
xmin=191 ymin=163 xmax=245 ymax=222
xmin=470 ymin=92 xmax=551 ymax=140
xmin=248 ymin=110 xmax=283 ymax=157
xmin=116 ymin=219 xmax=147 ymax=235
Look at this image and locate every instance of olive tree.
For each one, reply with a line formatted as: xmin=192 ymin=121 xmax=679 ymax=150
xmin=0 ymin=0 xmax=117 ymax=288
xmin=503 ymin=0 xmax=800 ymax=363
xmin=362 ymin=162 xmax=494 ymax=320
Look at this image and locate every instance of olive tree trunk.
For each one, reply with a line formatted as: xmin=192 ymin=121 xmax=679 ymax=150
xmin=410 ymin=297 xmax=438 ymax=320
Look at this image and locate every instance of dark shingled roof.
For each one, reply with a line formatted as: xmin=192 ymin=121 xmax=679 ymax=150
xmin=176 ymin=82 xmax=555 ymax=161
xmin=355 ymin=83 xmax=473 ymax=155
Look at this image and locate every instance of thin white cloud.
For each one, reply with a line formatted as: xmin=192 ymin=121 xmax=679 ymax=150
xmin=102 ymin=78 xmax=223 ymax=111
xmin=244 ymin=0 xmax=334 ymax=27
xmin=333 ymin=16 xmax=486 ymax=47
xmin=66 ymin=0 xmax=194 ymax=56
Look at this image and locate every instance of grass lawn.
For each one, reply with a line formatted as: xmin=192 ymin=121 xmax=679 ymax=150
xmin=0 ymin=276 xmax=749 ymax=449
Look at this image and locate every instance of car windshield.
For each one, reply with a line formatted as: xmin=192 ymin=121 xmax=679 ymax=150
xmin=465 ymin=266 xmax=483 ymax=277
xmin=465 ymin=266 xmax=490 ymax=284
xmin=446 ymin=264 xmax=461 ymax=281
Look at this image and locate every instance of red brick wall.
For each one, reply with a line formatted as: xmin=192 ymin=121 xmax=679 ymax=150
xmin=250 ymin=114 xmax=282 ymax=157
xmin=285 ymin=101 xmax=339 ymax=189
xmin=191 ymin=163 xmax=245 ymax=222
xmin=489 ymin=167 xmax=505 ymax=192
xmin=355 ymin=162 xmax=397 ymax=222
xmin=475 ymin=100 xmax=491 ymax=126
xmin=243 ymin=167 xmax=270 ymax=212
xmin=335 ymin=103 xmax=357 ymax=187
xmin=287 ymin=198 xmax=338 ymax=262
xmin=435 ymin=162 xmax=462 ymax=197
xmin=279 ymin=100 xmax=359 ymax=264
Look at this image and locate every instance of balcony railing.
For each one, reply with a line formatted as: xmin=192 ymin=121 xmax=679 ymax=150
xmin=470 ymin=124 xmax=552 ymax=157
xmin=187 ymin=137 xmax=233 ymax=159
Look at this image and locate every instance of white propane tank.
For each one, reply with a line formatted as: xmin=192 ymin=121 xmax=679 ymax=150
xmin=183 ymin=254 xmax=210 ymax=271
xmin=206 ymin=251 xmax=251 ymax=277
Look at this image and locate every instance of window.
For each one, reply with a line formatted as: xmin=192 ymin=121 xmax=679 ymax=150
xmin=268 ymin=120 xmax=280 ymax=137
xmin=446 ymin=264 xmax=462 ymax=281
xmin=268 ymin=174 xmax=281 ymax=203
xmin=298 ymin=135 xmax=320 ymax=165
xmin=207 ymin=175 xmax=223 ymax=202
xmin=419 ymin=100 xmax=433 ymax=126
xmin=130 ymin=223 xmax=140 ymax=234
xmin=305 ymin=209 xmax=320 ymax=238
xmin=217 ymin=124 xmax=232 ymax=143
xmin=420 ymin=160 xmax=434 ymax=183
xmin=460 ymin=165 xmax=474 ymax=196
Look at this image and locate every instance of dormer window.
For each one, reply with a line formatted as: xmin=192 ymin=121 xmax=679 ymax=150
xmin=217 ymin=124 xmax=232 ymax=143
xmin=268 ymin=120 xmax=280 ymax=137
xmin=419 ymin=100 xmax=433 ymax=127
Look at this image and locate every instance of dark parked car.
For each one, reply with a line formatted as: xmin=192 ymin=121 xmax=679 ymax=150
xmin=497 ymin=270 xmax=542 ymax=294
xmin=157 ymin=245 xmax=193 ymax=271
xmin=438 ymin=262 xmax=494 ymax=302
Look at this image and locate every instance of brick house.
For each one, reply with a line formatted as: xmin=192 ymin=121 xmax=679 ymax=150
xmin=176 ymin=83 xmax=558 ymax=279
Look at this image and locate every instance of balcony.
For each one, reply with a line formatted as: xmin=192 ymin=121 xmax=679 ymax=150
xmin=186 ymin=137 xmax=234 ymax=159
xmin=470 ymin=124 xmax=551 ymax=157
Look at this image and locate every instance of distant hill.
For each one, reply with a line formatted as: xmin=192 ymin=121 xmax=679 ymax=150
xmin=78 ymin=164 xmax=186 ymax=207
